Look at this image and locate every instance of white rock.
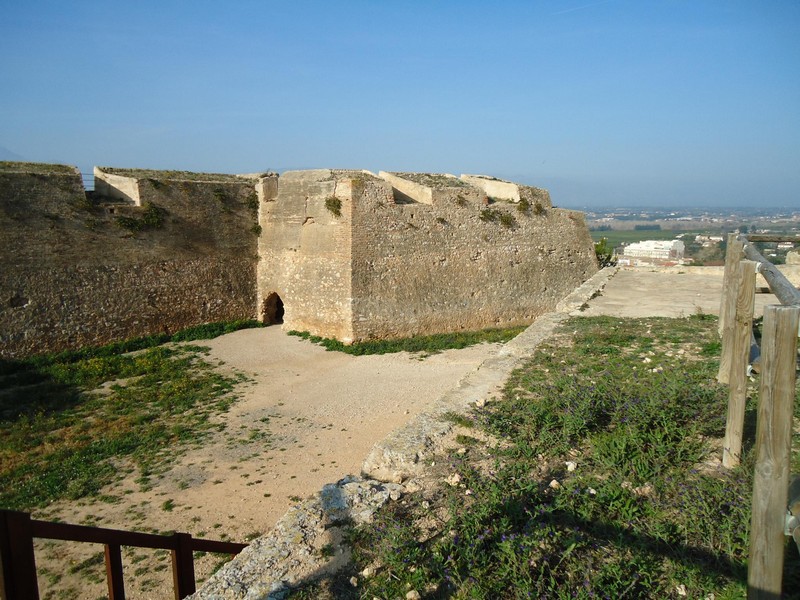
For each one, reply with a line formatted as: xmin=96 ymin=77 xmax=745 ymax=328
xmin=406 ymin=591 xmax=422 ymax=600
xmin=565 ymin=461 xmax=577 ymax=472
xmin=446 ymin=473 xmax=462 ymax=487
xmin=549 ymin=479 xmax=561 ymax=489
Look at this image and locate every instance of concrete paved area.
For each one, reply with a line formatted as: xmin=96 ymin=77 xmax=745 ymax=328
xmin=580 ymin=266 xmax=795 ymax=319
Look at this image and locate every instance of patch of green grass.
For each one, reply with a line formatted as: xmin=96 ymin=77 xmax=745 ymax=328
xmin=441 ymin=412 xmax=475 ymax=428
xmin=287 ymin=314 xmax=800 ymax=598
xmin=287 ymin=326 xmax=525 ymax=356
xmin=0 ymin=322 xmax=256 ymax=510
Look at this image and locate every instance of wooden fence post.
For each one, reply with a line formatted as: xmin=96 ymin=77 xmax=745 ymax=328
xmin=0 ymin=510 xmax=40 ymax=600
xmin=719 ymin=233 xmax=745 ymax=337
xmin=747 ymin=304 xmax=800 ymax=599
xmin=171 ymin=532 xmax=196 ymax=600
xmin=722 ymin=260 xmax=757 ymax=468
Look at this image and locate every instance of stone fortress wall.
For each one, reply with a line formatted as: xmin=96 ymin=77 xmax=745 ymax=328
xmin=0 ymin=163 xmax=264 ymax=358
xmin=258 ymin=169 xmax=598 ymax=343
xmin=1 ymin=162 xmax=598 ymax=358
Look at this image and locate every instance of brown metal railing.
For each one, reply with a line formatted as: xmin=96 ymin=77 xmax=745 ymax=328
xmin=0 ymin=510 xmax=247 ymax=600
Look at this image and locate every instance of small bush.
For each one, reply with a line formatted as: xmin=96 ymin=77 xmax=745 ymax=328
xmin=479 ymin=208 xmax=499 ymax=223
xmin=480 ymin=208 xmax=515 ymax=228
xmin=246 ymin=192 xmax=259 ymax=213
xmin=499 ymin=213 xmax=516 ymax=228
xmin=325 ymin=196 xmax=342 ymax=217
xmin=115 ymin=202 xmax=166 ymax=232
xmin=595 ymin=237 xmax=617 ymax=267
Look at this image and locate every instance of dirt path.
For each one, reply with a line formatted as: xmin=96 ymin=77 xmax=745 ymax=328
xmin=34 ymin=328 xmax=502 ymax=599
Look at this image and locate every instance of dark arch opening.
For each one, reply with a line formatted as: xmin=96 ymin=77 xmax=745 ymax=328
xmin=262 ymin=292 xmax=284 ymax=325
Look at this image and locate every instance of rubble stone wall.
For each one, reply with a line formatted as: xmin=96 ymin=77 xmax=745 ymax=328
xmin=0 ymin=163 xmax=262 ymax=358
xmin=257 ymin=169 xmax=598 ymax=343
xmin=349 ymin=173 xmax=596 ymax=341
xmin=2 ymin=162 xmax=598 ymax=357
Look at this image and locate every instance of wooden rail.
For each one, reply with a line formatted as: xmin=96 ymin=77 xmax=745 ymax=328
xmin=716 ymin=233 xmax=800 ymax=599
xmin=0 ymin=510 xmax=247 ymax=600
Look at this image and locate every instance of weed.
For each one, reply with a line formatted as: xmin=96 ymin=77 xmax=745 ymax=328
xmin=517 ymin=198 xmax=530 ymax=213
xmin=455 ymin=434 xmax=479 ymax=446
xmin=115 ymin=202 xmax=166 ymax=232
xmin=499 ymin=212 xmax=516 ymax=228
xmin=455 ymin=194 xmax=468 ymax=207
xmin=479 ymin=208 xmax=499 ymax=223
xmin=251 ymin=224 xmax=262 ymax=236
xmin=441 ymin=412 xmax=474 ymax=428
xmin=325 ymin=196 xmax=342 ymax=217
xmin=245 ymin=191 xmax=259 ymax=213
xmin=287 ymin=326 xmax=524 ymax=356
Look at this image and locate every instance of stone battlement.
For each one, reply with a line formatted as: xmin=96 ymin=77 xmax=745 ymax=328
xmin=1 ymin=162 xmax=598 ymax=358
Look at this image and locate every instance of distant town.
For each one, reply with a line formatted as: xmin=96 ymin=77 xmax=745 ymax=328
xmin=582 ymin=206 xmax=800 ymax=266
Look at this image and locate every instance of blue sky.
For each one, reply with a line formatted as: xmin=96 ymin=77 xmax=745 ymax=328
xmin=1 ymin=1 xmax=798 ymax=207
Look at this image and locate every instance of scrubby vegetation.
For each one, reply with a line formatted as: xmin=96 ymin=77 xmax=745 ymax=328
xmin=287 ymin=315 xmax=800 ymax=598
xmin=287 ymin=326 xmax=525 ymax=356
xmin=0 ymin=320 xmax=262 ymax=509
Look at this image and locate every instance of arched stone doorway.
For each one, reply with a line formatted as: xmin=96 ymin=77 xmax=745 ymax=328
xmin=262 ymin=292 xmax=284 ymax=325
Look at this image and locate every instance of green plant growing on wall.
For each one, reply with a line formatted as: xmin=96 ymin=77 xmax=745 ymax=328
xmin=517 ymin=198 xmax=531 ymax=213
xmin=325 ymin=196 xmax=342 ymax=217
xmin=455 ymin=194 xmax=468 ymax=207
xmin=245 ymin=192 xmax=259 ymax=214
xmin=499 ymin=212 xmax=516 ymax=228
xmin=251 ymin=224 xmax=262 ymax=236
xmin=533 ymin=201 xmax=546 ymax=215
xmin=479 ymin=208 xmax=499 ymax=223
xmin=115 ymin=202 xmax=166 ymax=233
xmin=481 ymin=207 xmax=516 ymax=228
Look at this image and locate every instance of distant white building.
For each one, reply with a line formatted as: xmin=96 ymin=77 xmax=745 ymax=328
xmin=694 ymin=235 xmax=724 ymax=247
xmin=623 ymin=239 xmax=685 ymax=261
